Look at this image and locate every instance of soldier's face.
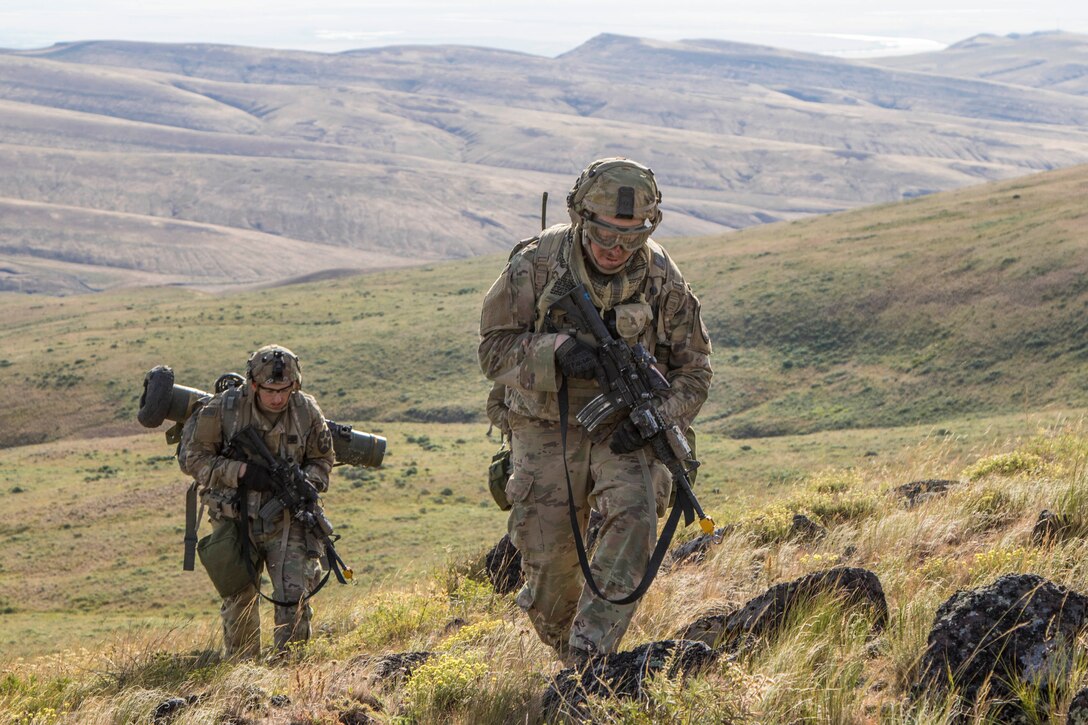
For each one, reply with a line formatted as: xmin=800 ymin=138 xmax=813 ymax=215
xmin=584 ymin=212 xmax=648 ymax=272
xmin=253 ymin=381 xmax=294 ymax=413
xmin=587 ymin=239 xmax=635 ymax=272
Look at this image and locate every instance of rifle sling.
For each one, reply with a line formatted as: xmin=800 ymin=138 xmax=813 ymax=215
xmin=237 ymin=482 xmax=333 ymax=608
xmin=183 ymin=481 xmax=199 ymax=572
xmin=558 ymin=379 xmax=692 ymax=606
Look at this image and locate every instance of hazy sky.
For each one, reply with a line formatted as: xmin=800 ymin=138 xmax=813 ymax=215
xmin=2 ymin=1 xmax=1086 ymax=58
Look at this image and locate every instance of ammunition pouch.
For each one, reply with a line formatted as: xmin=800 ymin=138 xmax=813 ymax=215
xmin=196 ymin=520 xmax=260 ymax=599
xmin=201 ymin=486 xmax=240 ymax=521
xmin=488 ymin=441 xmax=513 ymax=511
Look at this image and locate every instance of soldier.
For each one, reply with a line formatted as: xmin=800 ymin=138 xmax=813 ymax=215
xmin=179 ymin=344 xmax=335 ymax=659
xmin=478 ymin=158 xmax=713 ymax=665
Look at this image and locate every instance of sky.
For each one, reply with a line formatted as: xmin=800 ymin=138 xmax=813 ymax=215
xmin=1 ymin=1 xmax=1086 ymax=58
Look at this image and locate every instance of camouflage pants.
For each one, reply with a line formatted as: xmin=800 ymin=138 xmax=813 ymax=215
xmin=507 ymin=415 xmax=670 ymax=659
xmin=217 ymin=514 xmax=324 ymax=658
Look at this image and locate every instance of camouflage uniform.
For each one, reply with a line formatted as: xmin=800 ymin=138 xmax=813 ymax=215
xmin=179 ymin=346 xmax=335 ymax=658
xmin=478 ymin=159 xmax=712 ymax=661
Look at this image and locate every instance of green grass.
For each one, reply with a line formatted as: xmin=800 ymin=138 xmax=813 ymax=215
xmin=4 ymin=419 xmax=1088 ymax=722
xmin=1 ymin=166 xmax=1086 ymax=448
xmin=1 ymin=163 xmax=1088 ymax=720
xmin=0 ymin=408 xmax=1076 ymax=661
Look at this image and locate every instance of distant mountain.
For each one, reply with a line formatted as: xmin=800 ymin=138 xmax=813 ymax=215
xmin=3 ymin=34 xmax=1088 ymax=293
xmin=873 ymin=31 xmax=1088 ymax=96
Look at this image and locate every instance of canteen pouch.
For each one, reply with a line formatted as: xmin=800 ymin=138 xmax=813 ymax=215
xmin=488 ymin=442 xmax=513 ymax=511
xmin=197 ymin=520 xmax=258 ymax=598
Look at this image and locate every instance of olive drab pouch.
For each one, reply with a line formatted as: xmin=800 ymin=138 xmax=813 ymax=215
xmin=200 ymin=486 xmax=241 ymax=520
xmin=488 ymin=439 xmax=513 ymax=511
xmin=612 ymin=301 xmax=654 ymax=345
xmin=196 ymin=520 xmax=259 ymax=598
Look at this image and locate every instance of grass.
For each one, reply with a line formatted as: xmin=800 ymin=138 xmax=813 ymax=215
xmin=5 ymin=418 xmax=1088 ymax=722
xmin=1 ymin=161 xmax=1087 ymax=721
xmin=0 ymin=407 xmax=1072 ymax=661
xmin=1 ymin=166 xmax=1087 ymax=450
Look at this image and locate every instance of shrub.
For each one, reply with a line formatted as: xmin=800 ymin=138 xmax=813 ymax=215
xmin=405 ymin=654 xmax=487 ymax=716
xmin=961 ymin=452 xmax=1043 ymax=481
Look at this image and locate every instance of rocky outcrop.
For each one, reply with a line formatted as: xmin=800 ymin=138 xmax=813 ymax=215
xmin=668 ymin=527 xmax=730 ymax=567
xmin=484 ymin=535 xmax=522 ymax=595
xmin=910 ymin=574 xmax=1088 ymax=718
xmin=894 ymin=479 xmax=957 ymax=507
xmin=543 ymin=640 xmax=719 ymax=719
xmin=371 ymin=651 xmax=434 ymax=685
xmin=789 ymin=513 xmax=827 ymax=541
xmin=1031 ymin=509 xmax=1076 ymax=545
xmin=1069 ymin=688 xmax=1088 ymax=724
xmin=679 ymin=567 xmax=888 ymax=650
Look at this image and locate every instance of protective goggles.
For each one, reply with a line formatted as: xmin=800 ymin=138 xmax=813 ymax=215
xmin=582 ymin=216 xmax=655 ymax=251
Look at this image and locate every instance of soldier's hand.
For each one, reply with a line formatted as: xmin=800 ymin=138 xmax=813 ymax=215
xmin=556 ymin=338 xmax=600 ymax=380
xmin=610 ymin=418 xmax=648 ymax=454
xmin=239 ymin=462 xmax=275 ymax=492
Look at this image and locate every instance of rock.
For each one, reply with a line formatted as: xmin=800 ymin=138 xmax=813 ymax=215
xmin=443 ymin=617 xmax=467 ymax=634
xmin=668 ymin=527 xmax=731 ymax=567
xmin=678 ymin=567 xmax=888 ymax=650
xmin=338 ymin=707 xmax=374 ymax=725
xmin=484 ymin=534 xmax=522 ymax=594
xmin=789 ymin=513 xmax=826 ymax=541
xmin=372 ymin=651 xmax=434 ymax=685
xmin=152 ymin=697 xmax=190 ymax=723
xmin=910 ymin=573 xmax=1088 ymax=716
xmin=1031 ymin=509 xmax=1074 ymax=545
xmin=894 ymin=479 xmax=957 ymax=507
xmin=543 ymin=639 xmax=719 ymax=719
xmin=269 ymin=694 xmax=290 ymax=708
xmin=1069 ymin=688 xmax=1088 ymax=724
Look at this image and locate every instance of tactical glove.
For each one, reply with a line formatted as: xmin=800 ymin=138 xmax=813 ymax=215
xmin=239 ymin=463 xmax=275 ymax=492
xmin=610 ymin=418 xmax=649 ymax=454
xmin=556 ymin=338 xmax=600 ymax=380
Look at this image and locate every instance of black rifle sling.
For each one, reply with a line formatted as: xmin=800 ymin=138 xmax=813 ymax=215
xmin=236 ymin=480 xmax=332 ymax=608
xmin=558 ymin=380 xmax=692 ymax=606
xmin=183 ymin=481 xmax=199 ymax=571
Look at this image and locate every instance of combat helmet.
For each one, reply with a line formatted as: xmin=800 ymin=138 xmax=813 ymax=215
xmin=566 ymin=158 xmax=662 ymax=250
xmin=246 ymin=344 xmax=302 ymax=387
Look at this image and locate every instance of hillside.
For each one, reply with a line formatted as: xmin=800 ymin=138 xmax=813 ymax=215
xmin=0 ymin=163 xmax=1084 ymax=449
xmin=4 ymin=33 xmax=1088 ymax=291
xmin=2 ymin=415 xmax=1087 ymax=722
xmin=0 ymin=152 xmax=1087 ymax=722
xmin=875 ymin=31 xmax=1088 ymax=96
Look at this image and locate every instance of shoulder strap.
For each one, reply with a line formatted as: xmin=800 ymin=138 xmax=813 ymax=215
xmin=643 ymin=239 xmax=686 ymax=342
xmin=532 ymin=224 xmax=572 ymax=297
xmin=219 ymin=387 xmax=245 ymax=441
xmin=291 ymin=392 xmax=313 ymax=440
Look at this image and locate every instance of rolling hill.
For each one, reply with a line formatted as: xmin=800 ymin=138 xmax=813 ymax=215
xmin=0 ymin=162 xmax=1083 ymax=450
xmin=3 ymin=33 xmax=1088 ymax=292
xmin=875 ymin=31 xmax=1088 ymax=96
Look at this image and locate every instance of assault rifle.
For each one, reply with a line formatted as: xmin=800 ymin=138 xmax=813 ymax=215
xmin=231 ymin=426 xmax=353 ymax=590
xmin=551 ymin=283 xmax=715 ymax=534
xmin=548 ymin=282 xmax=715 ymax=604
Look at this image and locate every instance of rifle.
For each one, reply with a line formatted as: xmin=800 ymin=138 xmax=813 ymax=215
xmin=548 ymin=282 xmax=715 ymax=604
xmin=231 ymin=426 xmax=354 ymax=595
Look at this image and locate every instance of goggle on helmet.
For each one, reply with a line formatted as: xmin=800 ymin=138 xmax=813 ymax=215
xmin=567 ymin=158 xmax=662 ymax=251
